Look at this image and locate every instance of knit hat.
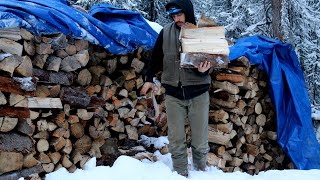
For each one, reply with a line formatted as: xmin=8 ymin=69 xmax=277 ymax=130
xmin=166 ymin=5 xmax=183 ymax=16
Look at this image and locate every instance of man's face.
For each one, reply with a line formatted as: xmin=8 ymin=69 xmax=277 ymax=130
xmin=172 ymin=12 xmax=186 ymax=27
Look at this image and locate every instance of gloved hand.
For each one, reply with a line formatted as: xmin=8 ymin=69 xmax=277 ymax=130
xmin=140 ymin=78 xmax=161 ymax=95
xmin=140 ymin=82 xmax=154 ymax=95
xmin=197 ymin=61 xmax=211 ymax=72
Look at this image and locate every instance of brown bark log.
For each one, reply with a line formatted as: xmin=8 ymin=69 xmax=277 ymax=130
xmin=60 ymin=87 xmax=90 ymax=108
xmin=0 ymin=76 xmax=35 ymax=95
xmin=0 ymin=107 xmax=30 ymax=118
xmin=215 ymin=73 xmax=245 ymax=83
xmin=33 ymin=68 xmax=74 ymax=85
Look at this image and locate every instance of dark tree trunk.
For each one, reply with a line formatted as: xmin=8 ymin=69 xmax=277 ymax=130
xmin=272 ymin=0 xmax=283 ymax=41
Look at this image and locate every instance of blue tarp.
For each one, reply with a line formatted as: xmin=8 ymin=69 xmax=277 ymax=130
xmin=0 ymin=0 xmax=158 ymax=54
xmin=0 ymin=0 xmax=318 ymax=171
xmin=229 ymin=35 xmax=320 ymax=169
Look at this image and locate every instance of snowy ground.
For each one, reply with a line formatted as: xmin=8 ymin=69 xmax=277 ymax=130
xmin=42 ymin=135 xmax=320 ymax=180
xmin=44 ymin=156 xmax=320 ymax=180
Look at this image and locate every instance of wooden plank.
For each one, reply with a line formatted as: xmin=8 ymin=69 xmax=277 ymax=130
xmin=182 ymin=38 xmax=229 ymax=54
xmin=181 ymin=26 xmax=225 ymax=39
xmin=15 ymin=97 xmax=63 ymax=109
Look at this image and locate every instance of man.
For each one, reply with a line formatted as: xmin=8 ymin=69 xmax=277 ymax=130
xmin=140 ymin=0 xmax=211 ymax=177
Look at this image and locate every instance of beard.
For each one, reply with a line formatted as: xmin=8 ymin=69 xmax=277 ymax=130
xmin=175 ymin=21 xmax=184 ymax=27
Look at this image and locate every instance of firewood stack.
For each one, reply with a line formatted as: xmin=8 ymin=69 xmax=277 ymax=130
xmin=204 ymin=56 xmax=294 ymax=174
xmin=0 ymin=28 xmax=166 ymax=179
xmin=0 ymin=27 xmax=293 ymax=179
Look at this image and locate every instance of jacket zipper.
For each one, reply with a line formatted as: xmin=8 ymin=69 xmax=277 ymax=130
xmin=182 ymin=86 xmax=186 ymax=100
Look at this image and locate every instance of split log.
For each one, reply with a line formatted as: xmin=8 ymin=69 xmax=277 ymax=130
xmin=0 ymin=76 xmax=35 ymax=95
xmin=209 ymin=109 xmax=229 ymax=123
xmin=131 ymin=58 xmax=145 ymax=73
xmin=51 ymin=137 xmax=66 ymax=152
xmin=63 ymin=139 xmax=73 ymax=154
xmin=207 ymin=153 xmax=226 ymax=168
xmin=89 ymin=119 xmax=110 ymax=139
xmin=37 ymin=139 xmax=49 ymax=152
xmin=0 ymin=152 xmax=23 ymax=175
xmin=0 ymin=117 xmax=18 ymax=132
xmin=208 ymin=126 xmax=231 ymax=145
xmin=212 ymin=81 xmax=240 ymax=95
xmin=15 ymin=56 xmax=33 ymax=77
xmin=42 ymin=163 xmax=55 ymax=173
xmin=24 ymin=40 xmax=36 ymax=56
xmin=23 ymin=153 xmax=38 ymax=168
xmin=16 ymin=119 xmax=35 ymax=136
xmin=74 ymin=135 xmax=92 ymax=155
xmin=0 ymin=38 xmax=23 ymax=56
xmin=48 ymin=152 xmax=61 ymax=165
xmin=71 ymin=123 xmax=85 ymax=138
xmin=37 ymin=152 xmax=51 ymax=164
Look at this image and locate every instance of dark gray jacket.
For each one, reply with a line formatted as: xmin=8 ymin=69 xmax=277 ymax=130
xmin=145 ymin=0 xmax=210 ymax=99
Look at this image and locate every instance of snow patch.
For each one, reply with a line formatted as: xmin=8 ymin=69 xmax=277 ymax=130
xmin=13 ymin=77 xmax=36 ymax=91
xmin=139 ymin=135 xmax=169 ymax=149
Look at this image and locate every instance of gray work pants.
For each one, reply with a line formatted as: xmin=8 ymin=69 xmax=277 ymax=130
xmin=165 ymin=91 xmax=209 ymax=174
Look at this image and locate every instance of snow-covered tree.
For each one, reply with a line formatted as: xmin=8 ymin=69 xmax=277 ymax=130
xmin=281 ymin=0 xmax=320 ymax=105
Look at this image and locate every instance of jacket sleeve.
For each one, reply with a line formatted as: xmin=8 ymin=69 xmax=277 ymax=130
xmin=145 ymin=29 xmax=164 ymax=82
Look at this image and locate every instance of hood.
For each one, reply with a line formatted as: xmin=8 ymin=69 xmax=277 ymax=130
xmin=165 ymin=0 xmax=196 ymax=25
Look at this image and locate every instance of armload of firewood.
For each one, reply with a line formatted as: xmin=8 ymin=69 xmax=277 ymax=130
xmin=180 ymin=17 xmax=229 ymax=69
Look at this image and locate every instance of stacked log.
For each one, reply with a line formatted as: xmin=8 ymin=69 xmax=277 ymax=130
xmin=205 ymin=56 xmax=294 ymax=174
xmin=0 ymin=28 xmax=166 ymax=179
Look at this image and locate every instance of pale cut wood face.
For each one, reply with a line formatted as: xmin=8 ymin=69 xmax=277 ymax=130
xmin=181 ymin=26 xmax=229 ymax=55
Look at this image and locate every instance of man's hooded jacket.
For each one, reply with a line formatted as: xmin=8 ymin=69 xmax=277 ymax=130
xmin=146 ymin=0 xmax=210 ymax=100
xmin=165 ymin=0 xmax=196 ymax=25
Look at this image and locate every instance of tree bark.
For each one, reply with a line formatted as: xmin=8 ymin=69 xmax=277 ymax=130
xmin=272 ymin=0 xmax=283 ymax=40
